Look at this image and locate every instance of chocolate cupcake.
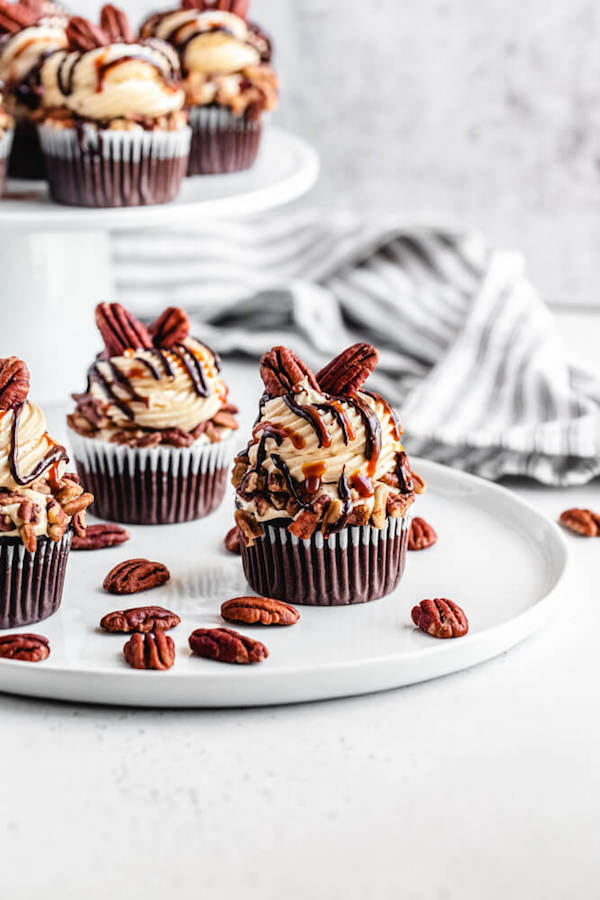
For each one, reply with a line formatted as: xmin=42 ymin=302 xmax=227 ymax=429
xmin=0 ymin=0 xmax=67 ymax=179
xmin=140 ymin=0 xmax=277 ymax=175
xmin=0 ymin=90 xmax=14 ymax=193
xmin=67 ymin=303 xmax=238 ymax=525
xmin=234 ymin=345 xmax=423 ymax=606
xmin=36 ymin=4 xmax=191 ymax=206
xmin=0 ymin=356 xmax=93 ymax=628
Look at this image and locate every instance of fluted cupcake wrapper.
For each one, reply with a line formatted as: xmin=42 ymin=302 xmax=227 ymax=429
xmin=0 ymin=531 xmax=72 ymax=629
xmin=38 ymin=124 xmax=191 ymax=207
xmin=187 ymin=105 xmax=263 ymax=175
xmin=240 ymin=514 xmax=412 ymax=606
xmin=68 ymin=430 xmax=234 ymax=525
xmin=0 ymin=129 xmax=14 ymax=196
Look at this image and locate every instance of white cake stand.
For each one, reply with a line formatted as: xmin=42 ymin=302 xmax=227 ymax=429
xmin=0 ymin=126 xmax=319 ymax=403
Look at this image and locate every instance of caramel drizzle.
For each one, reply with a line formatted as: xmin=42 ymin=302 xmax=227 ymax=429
xmin=57 ymin=47 xmax=177 ymax=99
xmin=314 ymin=401 xmax=354 ymax=445
xmin=283 ymin=397 xmax=331 ymax=448
xmin=9 ymin=404 xmax=68 ymax=487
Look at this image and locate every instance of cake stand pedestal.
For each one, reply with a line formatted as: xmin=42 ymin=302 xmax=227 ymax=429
xmin=0 ymin=127 xmax=319 ymax=404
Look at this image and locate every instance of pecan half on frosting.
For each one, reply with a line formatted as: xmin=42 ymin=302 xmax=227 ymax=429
xmin=95 ymin=302 xmax=153 ymax=358
xmin=0 ymin=1 xmax=39 ymax=34
xmin=260 ymin=346 xmax=320 ymax=397
xmin=149 ymin=306 xmax=190 ymax=348
xmin=66 ymin=16 xmax=109 ymax=51
xmin=181 ymin=0 xmax=249 ymax=15
xmin=0 ymin=357 xmax=30 ymax=410
xmin=316 ymin=343 xmax=379 ymax=395
xmin=99 ymin=4 xmax=133 ymax=43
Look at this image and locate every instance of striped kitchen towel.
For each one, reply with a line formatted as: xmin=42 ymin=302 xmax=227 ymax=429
xmin=113 ymin=208 xmax=600 ymax=486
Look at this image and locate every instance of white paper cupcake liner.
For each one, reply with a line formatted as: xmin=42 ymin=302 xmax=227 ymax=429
xmin=68 ymin=429 xmax=235 ymax=524
xmin=187 ymin=105 xmax=264 ymax=174
xmin=0 ymin=531 xmax=72 ymax=629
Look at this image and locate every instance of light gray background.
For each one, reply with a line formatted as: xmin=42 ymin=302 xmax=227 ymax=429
xmin=82 ymin=0 xmax=600 ymax=306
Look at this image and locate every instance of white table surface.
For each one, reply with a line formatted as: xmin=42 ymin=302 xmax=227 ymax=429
xmin=1 ymin=308 xmax=598 ymax=900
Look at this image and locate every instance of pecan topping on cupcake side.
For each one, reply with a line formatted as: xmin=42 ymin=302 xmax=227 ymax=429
xmin=232 ymin=344 xmax=423 ymax=545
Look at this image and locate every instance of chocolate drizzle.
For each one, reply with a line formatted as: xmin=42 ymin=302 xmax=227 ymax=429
xmin=283 ymin=397 xmax=331 ymax=448
xmin=395 ymin=451 xmax=414 ymax=494
xmin=8 ymin=404 xmax=68 ymax=487
xmin=170 ymin=343 xmax=208 ymax=397
xmin=314 ymin=402 xmax=353 ymax=444
xmin=271 ymin=454 xmax=307 ymax=508
xmin=87 ymin=362 xmax=135 ymax=420
xmin=255 ymin=425 xmax=283 ymax=469
xmin=339 ymin=395 xmax=381 ymax=473
xmin=364 ymin=390 xmax=402 ymax=441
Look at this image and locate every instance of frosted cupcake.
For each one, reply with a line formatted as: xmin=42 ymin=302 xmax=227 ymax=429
xmin=0 ymin=90 xmax=14 ymax=194
xmin=140 ymin=0 xmax=277 ymax=174
xmin=67 ymin=303 xmax=238 ymax=524
xmin=37 ymin=4 xmax=191 ymax=206
xmin=0 ymin=0 xmax=67 ymax=179
xmin=234 ymin=345 xmax=423 ymax=606
xmin=0 ymin=355 xmax=93 ymax=628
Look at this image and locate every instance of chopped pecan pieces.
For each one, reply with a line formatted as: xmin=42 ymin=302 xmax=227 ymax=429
xmin=0 ymin=633 xmax=50 ymax=662
xmin=99 ymin=4 xmax=133 ymax=43
xmin=95 ymin=302 xmax=153 ymax=358
xmin=19 ymin=523 xmax=37 ymax=553
xmin=288 ymin=509 xmax=318 ymax=539
xmin=0 ymin=357 xmax=30 ymax=410
xmin=101 ymin=605 xmax=180 ymax=633
xmin=72 ymin=522 xmax=130 ymax=550
xmin=559 ymin=508 xmax=600 ymax=537
xmin=211 ymin=410 xmax=238 ymax=430
xmin=149 ymin=306 xmax=190 ymax=348
xmin=224 ymin=526 xmax=241 ymax=554
xmin=317 ymin=343 xmax=379 ymax=395
xmin=60 ymin=492 xmax=94 ymax=518
xmin=234 ymin=509 xmax=264 ymax=547
xmin=189 ymin=627 xmax=268 ymax=664
xmin=221 ymin=596 xmax=299 ymax=626
xmin=408 ymin=517 xmax=437 ymax=550
xmin=260 ymin=346 xmax=320 ymax=397
xmin=411 ymin=598 xmax=468 ymax=639
xmin=103 ymin=559 xmax=170 ymax=595
xmin=123 ymin=631 xmax=175 ymax=670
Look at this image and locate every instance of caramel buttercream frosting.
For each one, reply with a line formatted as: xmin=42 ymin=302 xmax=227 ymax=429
xmin=39 ymin=4 xmax=186 ymax=128
xmin=0 ymin=356 xmax=93 ymax=549
xmin=68 ymin=303 xmax=238 ymax=448
xmin=140 ymin=1 xmax=277 ymax=115
xmin=233 ymin=345 xmax=423 ymax=545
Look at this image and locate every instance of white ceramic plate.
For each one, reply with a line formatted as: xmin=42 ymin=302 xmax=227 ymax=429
xmin=0 ymin=459 xmax=569 ymax=707
xmin=0 ymin=127 xmax=319 ymax=230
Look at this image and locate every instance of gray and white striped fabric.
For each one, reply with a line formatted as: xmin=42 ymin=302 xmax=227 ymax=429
xmin=114 ymin=209 xmax=600 ymax=486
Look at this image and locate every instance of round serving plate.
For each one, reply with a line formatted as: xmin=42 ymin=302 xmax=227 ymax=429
xmin=0 ymin=458 xmax=569 ymax=708
xmin=0 ymin=127 xmax=319 ymax=229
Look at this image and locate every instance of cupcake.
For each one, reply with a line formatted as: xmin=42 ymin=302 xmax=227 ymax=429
xmin=36 ymin=4 xmax=191 ymax=207
xmin=0 ymin=0 xmax=67 ymax=179
xmin=233 ymin=345 xmax=423 ymax=606
xmin=67 ymin=302 xmax=239 ymax=525
xmin=0 ymin=355 xmax=93 ymax=628
xmin=0 ymin=89 xmax=14 ymax=194
xmin=140 ymin=0 xmax=278 ymax=174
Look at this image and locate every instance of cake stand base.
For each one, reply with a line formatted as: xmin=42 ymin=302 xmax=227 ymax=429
xmin=0 ymin=230 xmax=111 ymax=404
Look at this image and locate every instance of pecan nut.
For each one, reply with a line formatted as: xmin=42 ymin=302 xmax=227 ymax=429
xmin=101 ymin=605 xmax=180 ymax=633
xmin=0 ymin=633 xmax=50 ymax=662
xmin=103 ymin=559 xmax=170 ymax=595
xmin=0 ymin=1 xmax=38 ymax=34
xmin=66 ymin=16 xmax=108 ymax=51
xmin=316 ymin=343 xmax=379 ymax=395
xmin=182 ymin=0 xmax=248 ymax=14
xmin=221 ymin=596 xmax=299 ymax=626
xmin=123 ymin=631 xmax=175 ymax=670
xmin=559 ymin=508 xmax=600 ymax=537
xmin=99 ymin=4 xmax=133 ymax=42
xmin=408 ymin=517 xmax=437 ymax=551
xmin=149 ymin=306 xmax=190 ymax=347
xmin=72 ymin=522 xmax=131 ymax=550
xmin=224 ymin=526 xmax=241 ymax=554
xmin=211 ymin=410 xmax=238 ymax=430
xmin=411 ymin=598 xmax=468 ymax=639
xmin=234 ymin=508 xmax=263 ymax=547
xmin=95 ymin=302 xmax=153 ymax=358
xmin=0 ymin=357 xmax=30 ymax=410
xmin=288 ymin=509 xmax=318 ymax=539
xmin=260 ymin=346 xmax=320 ymax=397
xmin=189 ymin=627 xmax=268 ymax=664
